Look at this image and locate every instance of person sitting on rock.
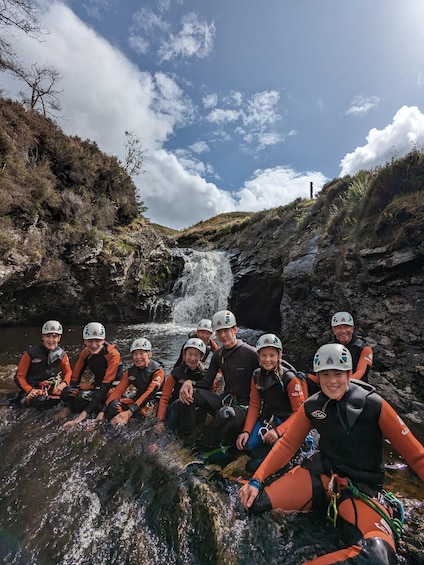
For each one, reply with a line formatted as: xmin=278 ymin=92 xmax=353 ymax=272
xmin=239 ymin=343 xmax=424 ymax=565
xmin=173 ymin=318 xmax=219 ymax=369
xmin=236 ymin=333 xmax=305 ymax=472
xmin=100 ymin=337 xmax=165 ymax=426
xmin=306 ymin=311 xmax=374 ymax=394
xmin=179 ymin=310 xmax=259 ymax=450
xmin=331 ymin=311 xmax=373 ymax=382
xmin=14 ymin=320 xmax=72 ymax=410
xmin=61 ymin=322 xmax=123 ymax=427
xmin=156 ymin=337 xmax=208 ymax=434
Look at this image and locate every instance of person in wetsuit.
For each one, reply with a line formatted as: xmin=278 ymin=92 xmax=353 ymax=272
xmin=331 ymin=311 xmax=373 ymax=382
xmin=173 ymin=319 xmax=219 ymax=369
xmin=14 ymin=320 xmax=72 ymax=410
xmin=156 ymin=337 xmax=208 ymax=434
xmin=102 ymin=337 xmax=164 ymax=425
xmin=61 ymin=322 xmax=123 ymax=427
xmin=306 ymin=311 xmax=374 ymax=394
xmin=239 ymin=343 xmax=424 ymax=565
xmin=179 ymin=310 xmax=258 ymax=449
xmin=236 ymin=333 xmax=305 ymax=471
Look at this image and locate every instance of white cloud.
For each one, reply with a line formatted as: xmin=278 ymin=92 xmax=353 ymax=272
xmin=158 ymin=12 xmax=215 ymax=63
xmin=202 ymin=93 xmax=218 ymax=108
xmin=189 ymin=141 xmax=210 ymax=154
xmin=0 ymin=1 xmax=327 ymax=230
xmin=206 ymin=108 xmax=240 ymax=124
xmin=340 ymin=106 xmax=424 ymax=176
xmin=345 ymin=95 xmax=381 ymax=117
xmin=235 ymin=167 xmax=327 ymax=210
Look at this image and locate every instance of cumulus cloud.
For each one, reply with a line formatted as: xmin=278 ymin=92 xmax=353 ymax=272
xmin=235 ymin=167 xmax=327 ymax=210
xmin=0 ymin=1 xmax=326 ymax=230
xmin=345 ymin=95 xmax=381 ymax=116
xmin=158 ymin=12 xmax=215 ymax=63
xmin=340 ymin=106 xmax=424 ymax=176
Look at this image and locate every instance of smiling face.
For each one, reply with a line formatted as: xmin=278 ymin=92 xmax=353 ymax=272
xmin=84 ymin=338 xmax=105 ymax=355
xmin=318 ymin=369 xmax=350 ymax=400
xmin=196 ymin=329 xmax=212 ymax=345
xmin=132 ymin=349 xmax=152 ymax=368
xmin=216 ymin=326 xmax=238 ymax=349
xmin=184 ymin=347 xmax=203 ymax=370
xmin=258 ymin=346 xmax=281 ymax=372
xmin=42 ymin=333 xmax=61 ymax=351
xmin=332 ymin=323 xmax=354 ymax=345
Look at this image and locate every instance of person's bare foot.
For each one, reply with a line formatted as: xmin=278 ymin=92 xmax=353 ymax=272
xmin=53 ymin=406 xmax=72 ymax=421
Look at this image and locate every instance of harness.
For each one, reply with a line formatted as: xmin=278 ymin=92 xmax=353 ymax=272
xmin=326 ymin=473 xmax=404 ymax=540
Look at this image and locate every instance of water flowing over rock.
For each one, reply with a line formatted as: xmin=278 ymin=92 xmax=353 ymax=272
xmin=170 ymin=249 xmax=233 ymax=325
xmin=0 ymin=407 xmax=423 ymax=564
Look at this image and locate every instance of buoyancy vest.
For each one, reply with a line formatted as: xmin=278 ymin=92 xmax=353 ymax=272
xmin=169 ymin=363 xmax=205 ymax=403
xmin=346 ymin=333 xmax=370 ymax=382
xmin=25 ymin=344 xmax=66 ymax=387
xmin=252 ymin=364 xmax=294 ymax=421
xmin=304 ymin=380 xmax=384 ymax=489
xmin=127 ymin=360 xmax=163 ymax=400
xmin=80 ymin=342 xmax=123 ymax=386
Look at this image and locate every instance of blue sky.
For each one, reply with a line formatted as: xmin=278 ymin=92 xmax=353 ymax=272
xmin=2 ymin=0 xmax=424 ymax=229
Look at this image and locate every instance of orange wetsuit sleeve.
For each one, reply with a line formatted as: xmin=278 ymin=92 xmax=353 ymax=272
xmin=379 ymin=399 xmax=424 ymax=481
xmin=210 ymin=338 xmax=219 ymax=352
xmin=275 ymin=376 xmax=305 ymax=437
xmin=71 ymin=349 xmax=89 ymax=384
xmin=102 ymin=346 xmax=121 ymax=384
xmin=242 ymin=379 xmax=262 ymax=434
xmin=133 ymin=368 xmax=165 ymax=409
xmin=60 ymin=354 xmax=72 ymax=385
xmin=106 ymin=370 xmax=130 ymax=405
xmin=15 ymin=352 xmax=32 ymax=393
xmin=254 ymin=406 xmax=312 ymax=484
xmin=157 ymin=373 xmax=176 ymax=420
xmin=352 ymin=345 xmax=373 ymax=380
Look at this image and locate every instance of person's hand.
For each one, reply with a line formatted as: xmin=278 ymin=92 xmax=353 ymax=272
xmin=111 ymin=410 xmax=131 ymax=426
xmin=239 ymin=481 xmax=260 ymax=509
xmin=63 ymin=410 xmax=88 ymax=428
xmin=236 ymin=431 xmax=249 ymax=450
xmin=263 ymin=428 xmax=280 ymax=445
xmin=96 ymin=411 xmax=105 ymax=421
xmin=179 ymin=381 xmax=194 ymax=404
xmin=27 ymin=388 xmax=43 ymax=399
xmin=52 ymin=382 xmax=67 ymax=396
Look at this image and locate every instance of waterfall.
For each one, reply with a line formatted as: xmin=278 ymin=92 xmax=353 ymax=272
xmin=170 ymin=248 xmax=233 ymax=325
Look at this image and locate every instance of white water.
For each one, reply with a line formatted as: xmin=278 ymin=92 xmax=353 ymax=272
xmin=170 ymin=248 xmax=233 ymax=325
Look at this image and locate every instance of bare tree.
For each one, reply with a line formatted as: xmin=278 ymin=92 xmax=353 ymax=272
xmin=121 ymin=130 xmax=148 ymax=178
xmin=0 ymin=0 xmax=42 ymax=73
xmin=17 ymin=63 xmax=62 ymax=117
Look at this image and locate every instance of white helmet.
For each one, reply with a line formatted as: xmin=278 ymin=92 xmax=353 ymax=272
xmin=42 ymin=320 xmax=63 ymax=335
xmin=184 ymin=337 xmax=207 ymax=355
xmin=83 ymin=322 xmax=106 ymax=340
xmin=212 ymin=310 xmax=236 ymax=331
xmin=313 ymin=343 xmax=352 ymax=372
xmin=130 ymin=337 xmax=152 ymax=352
xmin=197 ymin=319 xmax=213 ymax=333
xmin=331 ymin=312 xmax=354 ymax=327
xmin=256 ymin=333 xmax=282 ymax=352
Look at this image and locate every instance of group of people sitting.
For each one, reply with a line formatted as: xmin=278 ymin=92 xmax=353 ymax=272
xmin=13 ymin=310 xmax=424 ymax=564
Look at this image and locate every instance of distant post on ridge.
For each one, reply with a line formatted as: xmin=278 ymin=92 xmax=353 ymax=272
xmin=310 ymin=181 xmax=313 ymax=199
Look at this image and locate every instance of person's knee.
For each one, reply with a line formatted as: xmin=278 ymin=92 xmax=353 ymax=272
xmin=216 ymin=405 xmax=236 ymax=421
xmin=105 ymin=399 xmax=120 ymax=420
xmin=358 ymin=537 xmax=397 ymax=565
xmin=249 ymin=489 xmax=273 ymax=515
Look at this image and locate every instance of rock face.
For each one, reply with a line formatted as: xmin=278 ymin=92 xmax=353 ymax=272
xmin=176 ymin=162 xmax=424 ymax=420
xmin=0 ymin=219 xmax=181 ymax=326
